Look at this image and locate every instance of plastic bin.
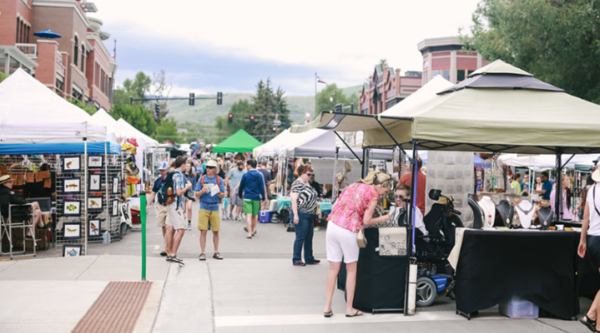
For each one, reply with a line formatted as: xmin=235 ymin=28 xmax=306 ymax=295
xmin=499 ymin=296 xmax=539 ymax=318
xmin=259 ymin=211 xmax=272 ymax=223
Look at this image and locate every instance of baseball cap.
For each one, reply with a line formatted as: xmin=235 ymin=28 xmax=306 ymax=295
xmin=158 ymin=162 xmax=169 ymax=170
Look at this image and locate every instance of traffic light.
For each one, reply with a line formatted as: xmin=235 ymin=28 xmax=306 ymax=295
xmin=154 ymin=102 xmax=160 ymax=119
xmin=249 ymin=115 xmax=255 ymax=123
xmin=217 ymin=92 xmax=223 ymax=105
xmin=189 ymin=93 xmax=195 ymax=106
xmin=350 ymin=103 xmax=354 ymax=114
xmin=335 ymin=103 xmax=343 ymax=113
xmin=228 ymin=113 xmax=233 ymax=124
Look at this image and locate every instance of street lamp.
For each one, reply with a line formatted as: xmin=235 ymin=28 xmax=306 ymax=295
xmin=329 ymin=92 xmax=337 ymax=105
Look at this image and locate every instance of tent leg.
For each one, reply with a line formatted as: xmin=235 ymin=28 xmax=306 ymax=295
xmin=556 ymin=149 xmax=563 ymax=220
xmin=332 ymin=147 xmax=339 ymax=202
xmin=84 ymin=139 xmax=88 ymax=256
xmin=374 ymin=117 xmax=408 ymax=156
xmin=363 ymin=149 xmax=370 ymax=177
xmin=405 ymin=139 xmax=418 ymax=316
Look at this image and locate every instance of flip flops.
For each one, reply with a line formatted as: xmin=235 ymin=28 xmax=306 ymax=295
xmin=345 ymin=310 xmax=363 ymax=317
xmin=199 ymin=253 xmax=206 ymax=261
xmin=324 ymin=311 xmax=333 ymax=318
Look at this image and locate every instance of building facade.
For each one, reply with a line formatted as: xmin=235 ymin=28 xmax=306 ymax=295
xmin=0 ymin=0 xmax=117 ymax=110
xmin=358 ymin=66 xmax=422 ymax=115
xmin=418 ymin=36 xmax=488 ymax=85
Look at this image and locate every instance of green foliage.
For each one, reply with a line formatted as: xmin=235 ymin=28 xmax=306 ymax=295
xmin=215 ymin=99 xmax=253 ymax=137
xmin=468 ymin=0 xmax=600 ymax=103
xmin=68 ymin=98 xmax=97 ymax=115
xmin=377 ymin=59 xmax=389 ymax=72
xmin=316 ymin=83 xmax=359 ymax=114
xmin=113 ymin=71 xmax=152 ymax=106
xmin=155 ymin=118 xmax=180 ymax=143
xmin=110 ymin=103 xmax=157 ymax=138
xmin=0 ymin=72 xmax=9 ymax=83
xmin=250 ymin=79 xmax=292 ymax=143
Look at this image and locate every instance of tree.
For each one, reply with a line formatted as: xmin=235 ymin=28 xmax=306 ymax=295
xmin=68 ymin=98 xmax=97 ymax=116
xmin=377 ymin=59 xmax=389 ymax=72
xmin=215 ymin=98 xmax=253 ymax=137
xmin=155 ymin=118 xmax=180 ymax=143
xmin=110 ymin=103 xmax=157 ymax=137
xmin=113 ymin=71 xmax=152 ymax=106
xmin=467 ymin=0 xmax=600 ymax=103
xmin=316 ymin=83 xmax=355 ymax=114
xmin=149 ymin=70 xmax=172 ymax=123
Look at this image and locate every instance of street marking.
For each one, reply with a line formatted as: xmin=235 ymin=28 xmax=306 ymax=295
xmin=215 ymin=311 xmax=509 ymax=327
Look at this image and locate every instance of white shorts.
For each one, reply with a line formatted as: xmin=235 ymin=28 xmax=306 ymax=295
xmin=167 ymin=204 xmax=186 ymax=230
xmin=326 ymin=221 xmax=359 ymax=263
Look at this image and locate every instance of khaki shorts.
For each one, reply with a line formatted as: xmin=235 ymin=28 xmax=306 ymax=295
xmin=167 ymin=204 xmax=186 ymax=230
xmin=156 ymin=204 xmax=168 ymax=227
xmin=198 ymin=209 xmax=221 ymax=231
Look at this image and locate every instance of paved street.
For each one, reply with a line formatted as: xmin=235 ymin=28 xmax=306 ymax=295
xmin=0 ymin=201 xmax=593 ymax=332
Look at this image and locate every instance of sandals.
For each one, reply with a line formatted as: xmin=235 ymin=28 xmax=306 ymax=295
xmin=324 ymin=311 xmax=333 ymax=318
xmin=580 ymin=315 xmax=597 ymax=332
xmin=199 ymin=253 xmax=206 ymax=261
xmin=166 ymin=256 xmax=184 ymax=265
xmin=213 ymin=253 xmax=223 ymax=260
xmin=345 ymin=310 xmax=363 ymax=317
xmin=160 ymin=251 xmax=167 ymax=256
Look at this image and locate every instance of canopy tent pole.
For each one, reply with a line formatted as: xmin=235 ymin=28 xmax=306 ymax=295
xmin=84 ymin=138 xmax=88 ymax=255
xmin=405 ymin=139 xmax=418 ymax=316
xmin=556 ymin=149 xmax=563 ymax=220
xmin=104 ymin=142 xmax=110 ymax=245
xmin=361 ymin=148 xmax=367 ymax=177
xmin=374 ymin=117 xmax=408 ymax=157
xmin=332 ymin=147 xmax=339 ymax=202
xmin=333 ymin=131 xmax=362 ymax=164
xmin=363 ymin=149 xmax=370 ymax=178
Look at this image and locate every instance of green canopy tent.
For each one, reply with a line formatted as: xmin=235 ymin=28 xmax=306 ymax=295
xmin=212 ymin=129 xmax=263 ymax=153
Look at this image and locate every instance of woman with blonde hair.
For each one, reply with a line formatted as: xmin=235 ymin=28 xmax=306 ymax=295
xmin=323 ymin=171 xmax=392 ymax=318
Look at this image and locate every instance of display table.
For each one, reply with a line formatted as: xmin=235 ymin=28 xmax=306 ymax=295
xmin=276 ymin=196 xmax=291 ymax=211
xmin=454 ymin=229 xmax=580 ymax=320
xmin=337 ymin=227 xmax=409 ymax=313
xmin=318 ymin=202 xmax=332 ymax=215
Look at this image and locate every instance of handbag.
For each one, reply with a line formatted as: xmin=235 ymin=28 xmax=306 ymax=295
xmin=352 ymin=184 xmax=367 ymax=248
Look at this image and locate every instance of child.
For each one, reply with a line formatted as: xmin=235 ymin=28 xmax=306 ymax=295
xmin=222 ymin=191 xmax=229 ymax=220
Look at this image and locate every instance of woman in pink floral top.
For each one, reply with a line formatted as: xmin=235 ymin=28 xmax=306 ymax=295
xmin=323 ymin=171 xmax=392 ymax=318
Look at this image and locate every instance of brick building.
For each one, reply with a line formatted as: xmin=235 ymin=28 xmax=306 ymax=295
xmin=358 ymin=66 xmax=422 ymax=115
xmin=418 ymin=36 xmax=488 ymax=85
xmin=0 ymin=0 xmax=117 ymax=110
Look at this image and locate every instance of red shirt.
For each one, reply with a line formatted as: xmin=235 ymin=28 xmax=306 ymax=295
xmin=400 ymin=171 xmax=427 ymax=215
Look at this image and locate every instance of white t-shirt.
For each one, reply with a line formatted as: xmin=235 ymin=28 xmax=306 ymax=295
xmin=586 ymin=184 xmax=600 ymax=236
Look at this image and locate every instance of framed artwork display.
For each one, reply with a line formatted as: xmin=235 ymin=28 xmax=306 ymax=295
xmin=62 ymin=156 xmax=81 ymax=172
xmin=63 ymin=178 xmax=81 ymax=194
xmin=63 ymin=244 xmax=82 ymax=257
xmin=87 ymin=198 xmax=103 ymax=211
xmin=112 ymin=176 xmax=120 ymax=195
xmin=111 ymin=199 xmax=119 ymax=217
xmin=88 ymin=219 xmax=101 ymax=237
xmin=63 ymin=222 xmax=81 ymax=240
xmin=63 ymin=200 xmax=81 ymax=216
xmin=89 ymin=174 xmax=102 ymax=192
xmin=88 ymin=155 xmax=103 ymax=169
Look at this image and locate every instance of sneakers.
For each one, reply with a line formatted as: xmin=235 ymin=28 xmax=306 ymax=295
xmin=188 ymin=221 xmax=192 ymax=230
xmin=293 ymin=261 xmax=306 ymax=267
xmin=306 ymin=259 xmax=321 ymax=265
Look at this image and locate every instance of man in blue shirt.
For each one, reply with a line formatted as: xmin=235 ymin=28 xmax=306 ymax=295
xmin=195 ymin=160 xmax=226 ymax=260
xmin=146 ymin=161 xmax=169 ymax=256
xmin=227 ymin=161 xmax=246 ymax=220
xmin=238 ymin=160 xmax=266 ymax=239
xmin=165 ymin=156 xmax=191 ymax=265
xmin=535 ymin=171 xmax=553 ymax=201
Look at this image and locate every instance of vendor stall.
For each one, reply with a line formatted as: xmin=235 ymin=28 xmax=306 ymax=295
xmin=291 ymin=60 xmax=600 ymax=318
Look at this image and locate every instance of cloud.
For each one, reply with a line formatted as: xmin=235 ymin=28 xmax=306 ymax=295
xmin=91 ymin=0 xmax=481 ymax=95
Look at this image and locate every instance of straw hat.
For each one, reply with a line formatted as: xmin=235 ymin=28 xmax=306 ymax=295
xmin=0 ymin=175 xmax=11 ymax=185
xmin=206 ymin=160 xmax=219 ymax=168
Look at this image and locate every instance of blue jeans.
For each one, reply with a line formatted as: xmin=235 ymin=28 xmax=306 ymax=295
xmin=291 ymin=211 xmax=315 ymax=264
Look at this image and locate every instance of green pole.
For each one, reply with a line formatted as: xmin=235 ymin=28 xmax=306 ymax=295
xmin=141 ymin=193 xmax=147 ymax=281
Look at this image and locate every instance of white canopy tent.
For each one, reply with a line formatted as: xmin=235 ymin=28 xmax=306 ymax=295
xmin=0 ymin=68 xmax=105 ymax=143
xmin=115 ymin=118 xmax=159 ymax=148
xmin=499 ymin=154 xmax=599 ymax=170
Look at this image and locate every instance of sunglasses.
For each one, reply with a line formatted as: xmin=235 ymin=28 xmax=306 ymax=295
xmin=206 ymin=166 xmax=216 ymax=169
xmin=306 ymin=173 xmax=313 ymax=176
xmin=395 ymin=195 xmax=407 ymax=200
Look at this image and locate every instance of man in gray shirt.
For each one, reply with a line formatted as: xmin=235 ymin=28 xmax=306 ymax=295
xmin=227 ymin=161 xmax=247 ymax=220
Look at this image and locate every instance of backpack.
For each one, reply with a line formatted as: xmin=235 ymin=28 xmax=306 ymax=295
xmin=157 ymin=171 xmax=178 ymax=206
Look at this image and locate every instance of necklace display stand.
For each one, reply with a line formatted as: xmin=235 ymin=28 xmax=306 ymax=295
xmin=478 ymin=196 xmax=496 ymax=229
xmin=515 ymin=200 xmax=536 ymax=229
xmin=496 ymin=200 xmax=514 ymax=227
xmin=537 ymin=207 xmax=554 ymax=230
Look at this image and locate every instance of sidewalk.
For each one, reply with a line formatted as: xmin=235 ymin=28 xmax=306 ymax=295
xmin=0 ymin=254 xmax=592 ymax=333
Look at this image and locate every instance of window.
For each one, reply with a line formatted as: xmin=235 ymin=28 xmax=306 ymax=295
xmin=468 ymin=70 xmax=475 ymax=75
xmin=442 ymin=70 xmax=450 ymax=81
xmin=423 ymin=60 xmax=429 ymax=69
xmin=80 ymin=45 xmax=85 ymax=72
xmin=73 ymin=36 xmax=78 ymax=65
xmin=432 ymin=70 xmax=440 ymax=77
xmin=16 ymin=19 xmax=20 ymax=42
xmin=457 ymin=70 xmax=466 ymax=82
xmin=56 ymin=77 xmax=64 ymax=92
xmin=26 ymin=25 xmax=29 ymax=43
xmin=72 ymin=89 xmax=82 ymax=101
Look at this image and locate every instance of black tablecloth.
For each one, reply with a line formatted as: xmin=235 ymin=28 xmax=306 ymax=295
xmin=455 ymin=230 xmax=580 ymax=319
xmin=337 ymin=227 xmax=409 ymax=312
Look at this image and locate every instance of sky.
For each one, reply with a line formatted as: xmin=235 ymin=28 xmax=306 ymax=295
xmin=90 ymin=0 xmax=481 ymax=96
